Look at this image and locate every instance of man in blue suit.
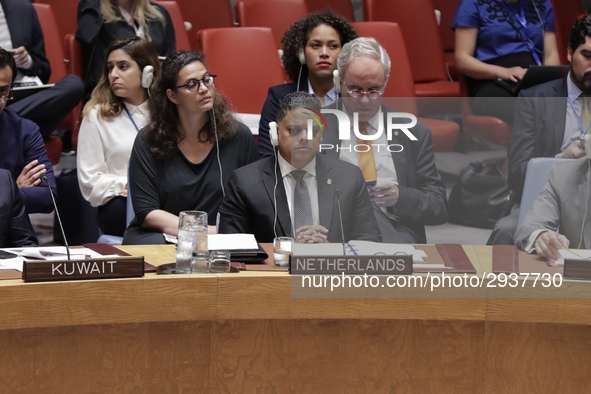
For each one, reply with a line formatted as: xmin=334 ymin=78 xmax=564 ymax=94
xmin=1 ymin=0 xmax=84 ymax=138
xmin=0 ymin=169 xmax=38 ymax=247
xmin=0 ymin=48 xmax=56 ymax=214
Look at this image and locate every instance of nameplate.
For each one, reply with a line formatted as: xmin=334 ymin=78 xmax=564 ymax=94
xmin=289 ymin=255 xmax=413 ymax=275
xmin=22 ymin=256 xmax=145 ymax=282
xmin=563 ymin=259 xmax=591 ymax=280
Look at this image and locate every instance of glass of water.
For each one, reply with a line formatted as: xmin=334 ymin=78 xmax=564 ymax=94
xmin=176 ymin=211 xmax=208 ymax=273
xmin=191 ymin=250 xmax=211 ymax=273
xmin=273 ymin=237 xmax=293 ymax=267
xmin=210 ymin=250 xmax=231 ymax=273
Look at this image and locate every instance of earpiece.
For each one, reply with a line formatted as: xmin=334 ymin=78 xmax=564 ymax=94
xmin=141 ymin=65 xmax=154 ymax=89
xmin=298 ymin=51 xmax=306 ymax=65
xmin=269 ymin=121 xmax=279 ymax=146
xmin=333 ymin=70 xmax=341 ymax=94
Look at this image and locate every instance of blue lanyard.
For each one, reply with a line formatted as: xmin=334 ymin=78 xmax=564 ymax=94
xmin=123 ymin=105 xmax=140 ymax=132
xmin=503 ymin=1 xmax=542 ymax=66
xmin=567 ymin=93 xmax=591 ymax=136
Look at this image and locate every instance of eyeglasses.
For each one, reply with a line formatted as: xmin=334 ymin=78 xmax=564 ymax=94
xmin=174 ymin=74 xmax=217 ymax=92
xmin=0 ymin=95 xmax=13 ymax=103
xmin=343 ymin=82 xmax=384 ymax=98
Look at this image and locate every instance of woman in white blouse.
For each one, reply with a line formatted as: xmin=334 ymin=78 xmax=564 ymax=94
xmin=77 ymin=36 xmax=160 ymax=236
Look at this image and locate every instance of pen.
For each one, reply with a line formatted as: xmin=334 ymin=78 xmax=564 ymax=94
xmin=543 ymin=237 xmax=585 ymax=259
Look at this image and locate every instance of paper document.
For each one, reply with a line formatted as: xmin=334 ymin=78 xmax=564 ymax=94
xmin=553 ymin=248 xmax=591 ymax=266
xmin=0 ymin=247 xmax=113 ymax=272
xmin=292 ymin=241 xmax=427 ymax=263
xmin=163 ymin=233 xmax=259 ymax=250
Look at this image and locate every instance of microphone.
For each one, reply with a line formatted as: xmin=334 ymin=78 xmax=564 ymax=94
xmin=335 ymin=188 xmax=346 ymax=255
xmin=41 ymin=174 xmax=70 ymax=260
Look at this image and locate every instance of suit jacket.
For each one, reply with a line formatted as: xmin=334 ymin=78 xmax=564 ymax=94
xmin=508 ymin=77 xmax=567 ymax=201
xmin=0 ymin=108 xmax=56 ymax=214
xmin=0 ymin=169 xmax=38 ymax=247
xmin=322 ymin=104 xmax=448 ymax=243
xmin=2 ymin=0 xmax=51 ymax=83
xmin=258 ymin=80 xmax=307 ymax=159
xmin=218 ymin=154 xmax=381 ymax=243
xmin=515 ymin=157 xmax=591 ymax=249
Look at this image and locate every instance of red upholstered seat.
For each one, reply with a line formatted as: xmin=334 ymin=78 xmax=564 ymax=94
xmin=433 ymin=0 xmax=462 ymax=81
xmin=31 ymin=0 xmax=77 ymax=37
xmin=353 ymin=22 xmax=459 ymax=152
xmin=171 ymin=0 xmax=233 ymax=51
xmin=549 ymin=0 xmax=583 ymax=64
xmin=198 ymin=27 xmax=285 ymax=114
xmin=305 ymin=0 xmax=355 ymax=21
xmin=234 ymin=0 xmax=309 ymax=47
xmin=153 ymin=1 xmax=191 ymax=50
xmin=44 ymin=135 xmax=63 ymax=166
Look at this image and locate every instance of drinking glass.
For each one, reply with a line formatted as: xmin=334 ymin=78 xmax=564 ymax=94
xmin=273 ymin=237 xmax=293 ymax=267
xmin=210 ymin=250 xmax=231 ymax=273
xmin=176 ymin=211 xmax=208 ymax=273
xmin=191 ymin=250 xmax=211 ymax=273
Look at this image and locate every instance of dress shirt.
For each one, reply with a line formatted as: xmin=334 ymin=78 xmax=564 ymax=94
xmin=563 ymin=73 xmax=590 ymax=150
xmin=0 ymin=3 xmax=32 ymax=73
xmin=307 ymin=79 xmax=338 ymax=107
xmin=278 ymin=154 xmax=320 ymax=229
xmin=337 ymin=107 xmax=398 ymax=186
xmin=77 ymin=101 xmax=150 ymax=207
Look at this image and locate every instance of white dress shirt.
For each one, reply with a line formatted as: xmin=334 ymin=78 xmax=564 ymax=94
xmin=307 ymin=79 xmax=338 ymax=107
xmin=278 ymin=154 xmax=320 ymax=230
xmin=0 ymin=3 xmax=33 ymax=74
xmin=77 ymin=101 xmax=150 ymax=207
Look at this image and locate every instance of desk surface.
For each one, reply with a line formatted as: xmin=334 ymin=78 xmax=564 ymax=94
xmin=0 ymin=244 xmax=590 ymax=330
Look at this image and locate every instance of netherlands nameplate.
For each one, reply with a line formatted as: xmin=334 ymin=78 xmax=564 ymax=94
xmin=22 ymin=256 xmax=145 ymax=282
xmin=289 ymin=255 xmax=413 ymax=275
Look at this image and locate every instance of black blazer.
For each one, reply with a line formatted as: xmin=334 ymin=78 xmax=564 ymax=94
xmin=321 ymin=104 xmax=448 ymax=243
xmin=2 ymin=0 xmax=51 ymax=83
xmin=218 ymin=154 xmax=381 ymax=243
xmin=508 ymin=77 xmax=568 ymax=200
xmin=0 ymin=169 xmax=38 ymax=247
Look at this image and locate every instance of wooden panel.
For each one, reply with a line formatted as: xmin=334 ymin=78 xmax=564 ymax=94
xmin=484 ymin=322 xmax=591 ymax=393
xmin=210 ymin=319 xmax=483 ymax=392
xmin=488 ymin=298 xmax=591 ymax=326
xmin=0 ymin=321 xmax=211 ymax=392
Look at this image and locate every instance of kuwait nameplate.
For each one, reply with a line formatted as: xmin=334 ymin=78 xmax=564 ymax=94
xmin=289 ymin=255 xmax=413 ymax=275
xmin=23 ymin=256 xmax=145 ymax=282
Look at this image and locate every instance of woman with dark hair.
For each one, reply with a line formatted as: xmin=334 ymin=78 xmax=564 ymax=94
xmin=257 ymin=9 xmax=358 ymax=157
xmin=123 ymin=50 xmax=258 ymax=245
xmin=453 ymin=0 xmax=559 ymax=124
xmin=77 ymin=36 xmax=160 ymax=237
xmin=76 ymin=0 xmax=176 ymax=98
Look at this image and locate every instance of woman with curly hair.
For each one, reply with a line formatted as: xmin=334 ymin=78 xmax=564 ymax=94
xmin=77 ymin=36 xmax=160 ymax=237
xmin=76 ymin=0 xmax=176 ymax=99
xmin=123 ymin=50 xmax=258 ymax=245
xmin=257 ymin=9 xmax=358 ymax=157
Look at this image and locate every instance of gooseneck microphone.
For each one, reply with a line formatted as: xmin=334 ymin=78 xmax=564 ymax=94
xmin=41 ymin=174 xmax=70 ymax=260
xmin=335 ymin=188 xmax=346 ymax=256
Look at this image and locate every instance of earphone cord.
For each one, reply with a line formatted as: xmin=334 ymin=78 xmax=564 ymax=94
xmin=273 ymin=149 xmax=279 ymax=239
xmin=578 ymin=158 xmax=590 ymax=248
xmin=211 ymin=107 xmax=225 ymax=198
xmin=297 ymin=64 xmax=303 ymax=93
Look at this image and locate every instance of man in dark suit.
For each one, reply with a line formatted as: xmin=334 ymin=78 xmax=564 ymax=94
xmin=0 ymin=48 xmax=56 ymax=214
xmin=0 ymin=169 xmax=38 ymax=247
xmin=321 ymin=37 xmax=447 ymax=243
xmin=489 ymin=15 xmax=591 ymax=245
xmin=219 ymin=92 xmax=380 ymax=244
xmin=1 ymin=0 xmax=84 ymax=138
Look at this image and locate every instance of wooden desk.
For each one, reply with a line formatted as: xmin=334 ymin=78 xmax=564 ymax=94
xmin=0 ymin=245 xmax=590 ymax=392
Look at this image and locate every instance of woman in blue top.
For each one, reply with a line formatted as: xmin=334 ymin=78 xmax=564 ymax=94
xmin=453 ymin=0 xmax=559 ymax=124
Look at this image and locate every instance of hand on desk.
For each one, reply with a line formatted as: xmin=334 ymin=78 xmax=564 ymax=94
xmin=295 ymin=225 xmax=328 ymax=243
xmin=534 ymin=230 xmax=569 ymax=261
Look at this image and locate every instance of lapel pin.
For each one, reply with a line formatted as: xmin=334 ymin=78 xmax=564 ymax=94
xmin=394 ymin=131 xmax=399 ymax=136
xmin=327 ymin=179 xmax=332 ymax=185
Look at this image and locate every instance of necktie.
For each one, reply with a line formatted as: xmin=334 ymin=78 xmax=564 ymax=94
xmin=291 ymin=170 xmax=313 ymax=230
xmin=357 ymin=123 xmax=377 ymax=181
xmin=582 ymin=93 xmax=591 ymax=132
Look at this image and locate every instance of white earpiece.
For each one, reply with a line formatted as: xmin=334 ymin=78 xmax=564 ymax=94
xmin=141 ymin=65 xmax=154 ymax=89
xmin=298 ymin=51 xmax=306 ymax=65
xmin=269 ymin=121 xmax=279 ymax=146
xmin=333 ymin=69 xmax=341 ymax=94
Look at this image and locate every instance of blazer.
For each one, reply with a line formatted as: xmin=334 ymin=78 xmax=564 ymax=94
xmin=0 ymin=108 xmax=56 ymax=214
xmin=218 ymin=154 xmax=381 ymax=243
xmin=321 ymin=104 xmax=448 ymax=243
xmin=1 ymin=0 xmax=51 ymax=83
xmin=508 ymin=77 xmax=568 ymax=201
xmin=0 ymin=169 xmax=38 ymax=247
xmin=515 ymin=157 xmax=591 ymax=250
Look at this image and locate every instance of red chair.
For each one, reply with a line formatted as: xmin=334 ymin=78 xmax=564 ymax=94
xmin=353 ymin=22 xmax=459 ymax=152
xmin=63 ymin=33 xmax=85 ymax=148
xmin=363 ymin=0 xmax=460 ymax=100
xmin=172 ymin=0 xmax=234 ymax=50
xmin=198 ymin=27 xmax=285 ymax=114
xmin=234 ymin=0 xmax=309 ymax=47
xmin=305 ymin=0 xmax=355 ymax=21
xmin=153 ymin=1 xmax=191 ymax=50
xmin=549 ymin=0 xmax=583 ymax=64
xmin=458 ymin=74 xmax=512 ymax=146
xmin=433 ymin=0 xmax=461 ymax=81
xmin=31 ymin=0 xmax=77 ymax=37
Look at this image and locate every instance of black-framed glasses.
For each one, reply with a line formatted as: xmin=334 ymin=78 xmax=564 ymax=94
xmin=343 ymin=82 xmax=384 ymax=98
xmin=174 ymin=74 xmax=217 ymax=92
